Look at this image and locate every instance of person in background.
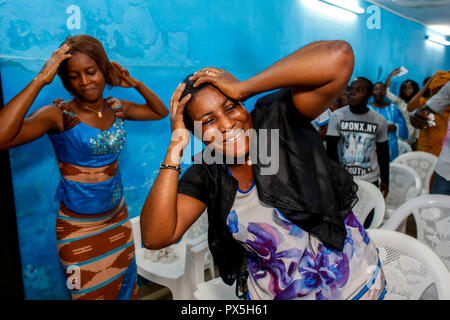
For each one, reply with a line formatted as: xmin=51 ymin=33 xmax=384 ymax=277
xmin=312 ymin=90 xmax=349 ymax=145
xmin=312 ymin=108 xmax=332 ymax=144
xmin=326 ymin=77 xmax=390 ymax=198
xmin=369 ymin=82 xmax=408 ymax=161
xmin=385 ymin=68 xmax=419 ymax=145
xmin=407 ymin=71 xmax=450 ymax=157
xmin=410 ymin=81 xmax=450 ymax=195
xmin=0 ymin=35 xmax=168 ymax=300
xmin=330 ymin=89 xmax=349 ymax=112
xmin=422 ymin=77 xmax=432 ymax=99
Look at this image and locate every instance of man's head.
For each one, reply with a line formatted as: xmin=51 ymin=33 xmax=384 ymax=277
xmin=372 ymin=82 xmax=387 ymax=103
xmin=347 ymin=77 xmax=373 ymax=108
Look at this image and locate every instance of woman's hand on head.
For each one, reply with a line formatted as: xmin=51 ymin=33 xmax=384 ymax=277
xmin=189 ymin=67 xmax=246 ymax=101
xmin=36 ymin=44 xmax=71 ymax=85
xmin=169 ymin=83 xmax=192 ymax=151
xmin=111 ymin=61 xmax=140 ymax=88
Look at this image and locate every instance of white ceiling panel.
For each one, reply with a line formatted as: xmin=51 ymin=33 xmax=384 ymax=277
xmin=366 ymin=0 xmax=450 ymax=35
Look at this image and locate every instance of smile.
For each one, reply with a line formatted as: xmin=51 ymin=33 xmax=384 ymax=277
xmin=82 ymin=87 xmax=97 ymax=92
xmin=224 ymin=130 xmax=244 ymax=143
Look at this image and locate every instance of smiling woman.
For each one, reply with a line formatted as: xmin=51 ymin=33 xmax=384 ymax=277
xmin=0 ymin=34 xmax=168 ymax=300
xmin=140 ymin=40 xmax=388 ymax=300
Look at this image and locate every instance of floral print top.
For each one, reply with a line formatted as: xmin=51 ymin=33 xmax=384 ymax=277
xmin=226 ymin=182 xmax=386 ymax=300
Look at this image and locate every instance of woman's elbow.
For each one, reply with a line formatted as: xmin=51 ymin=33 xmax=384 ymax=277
xmin=159 ymin=108 xmax=169 ymax=119
xmin=141 ymin=233 xmax=168 ymax=250
xmin=335 ymin=41 xmax=354 ymax=69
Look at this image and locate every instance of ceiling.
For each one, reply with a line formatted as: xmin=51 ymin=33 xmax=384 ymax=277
xmin=366 ymin=0 xmax=450 ymax=35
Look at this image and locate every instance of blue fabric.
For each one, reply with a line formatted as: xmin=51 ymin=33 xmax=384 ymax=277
xmin=55 ymin=172 xmax=123 ymax=214
xmin=368 ymin=103 xmax=408 ymax=161
xmin=117 ymin=256 xmax=137 ymax=300
xmin=48 ymin=111 xmax=127 ymax=214
xmin=49 ymin=119 xmax=125 ymax=167
xmin=431 ymin=171 xmax=450 ymax=196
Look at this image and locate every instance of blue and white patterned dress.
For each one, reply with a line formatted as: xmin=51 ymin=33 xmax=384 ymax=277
xmin=226 ymin=173 xmax=386 ymax=300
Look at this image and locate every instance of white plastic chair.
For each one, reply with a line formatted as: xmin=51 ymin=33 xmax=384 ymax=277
xmin=384 ymin=163 xmax=422 ymax=221
xmin=352 ymin=179 xmax=386 ymax=228
xmin=367 ymin=229 xmax=450 ymax=300
xmin=382 ymin=194 xmax=450 ymax=272
xmin=393 ymin=151 xmax=438 ymax=195
xmin=397 ymin=140 xmax=412 ymax=156
xmin=194 ymin=277 xmax=238 ymax=300
xmin=130 ymin=213 xmax=214 ymax=300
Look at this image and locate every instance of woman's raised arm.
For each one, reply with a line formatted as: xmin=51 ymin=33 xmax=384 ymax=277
xmin=190 ymin=40 xmax=354 ymax=119
xmin=109 ymin=61 xmax=169 ymax=121
xmin=0 ymin=45 xmax=71 ymax=149
xmin=139 ymin=83 xmax=205 ymax=250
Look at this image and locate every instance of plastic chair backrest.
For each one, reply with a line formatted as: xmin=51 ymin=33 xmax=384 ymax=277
xmin=382 ymin=194 xmax=450 ymax=272
xmin=398 ymin=140 xmax=412 ymax=156
xmin=130 ymin=216 xmax=142 ymax=251
xmin=367 ymin=229 xmax=450 ymax=300
xmin=385 ymin=163 xmax=422 ymax=219
xmin=353 ymin=179 xmax=386 ymax=228
xmin=393 ymin=151 xmax=438 ymax=195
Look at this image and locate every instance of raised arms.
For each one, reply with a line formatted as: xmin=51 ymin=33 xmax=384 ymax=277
xmin=0 ymin=45 xmax=71 ymax=149
xmin=190 ymin=40 xmax=355 ymax=119
xmin=110 ymin=62 xmax=168 ymax=121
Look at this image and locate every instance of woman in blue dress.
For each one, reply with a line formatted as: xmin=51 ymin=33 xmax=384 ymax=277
xmin=0 ymin=35 xmax=168 ymax=299
xmin=140 ymin=40 xmax=386 ymax=300
xmin=369 ymin=82 xmax=408 ymax=161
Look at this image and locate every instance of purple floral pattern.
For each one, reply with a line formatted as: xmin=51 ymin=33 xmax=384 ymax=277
xmin=227 ymin=208 xmax=372 ymax=299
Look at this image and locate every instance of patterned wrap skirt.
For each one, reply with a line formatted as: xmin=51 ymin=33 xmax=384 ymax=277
xmin=56 ymin=197 xmax=138 ymax=300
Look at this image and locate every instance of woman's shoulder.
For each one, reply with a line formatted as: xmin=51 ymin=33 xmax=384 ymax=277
xmin=105 ymin=97 xmax=126 ymax=119
xmin=48 ymin=99 xmax=80 ymax=133
xmin=105 ymin=97 xmax=122 ymax=109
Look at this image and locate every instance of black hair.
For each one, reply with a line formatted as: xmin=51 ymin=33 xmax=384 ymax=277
xmin=373 ymin=81 xmax=386 ymax=90
xmin=180 ymin=73 xmax=211 ymax=132
xmin=399 ymin=79 xmax=419 ymax=102
xmin=354 ymin=77 xmax=374 ymax=95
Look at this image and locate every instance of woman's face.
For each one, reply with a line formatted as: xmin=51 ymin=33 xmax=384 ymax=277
xmin=402 ymin=82 xmax=414 ymax=98
xmin=187 ymin=85 xmax=252 ymax=158
xmin=66 ymin=51 xmax=106 ymax=102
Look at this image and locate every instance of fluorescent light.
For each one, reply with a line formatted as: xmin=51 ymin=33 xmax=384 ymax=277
xmin=428 ymin=25 xmax=450 ymax=37
xmin=301 ymin=0 xmax=358 ymax=21
xmin=319 ymin=0 xmax=365 ymax=14
xmin=426 ymin=35 xmax=450 ymax=46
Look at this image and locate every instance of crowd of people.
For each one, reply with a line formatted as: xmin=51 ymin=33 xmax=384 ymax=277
xmin=311 ymin=69 xmax=450 ymax=198
xmin=1 ymin=34 xmax=449 ymax=300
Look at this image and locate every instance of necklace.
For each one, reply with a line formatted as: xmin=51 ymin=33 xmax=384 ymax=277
xmin=76 ymin=98 xmax=104 ymax=118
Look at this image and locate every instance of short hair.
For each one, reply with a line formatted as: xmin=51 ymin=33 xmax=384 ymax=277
xmin=57 ymin=35 xmax=118 ymax=95
xmin=354 ymin=77 xmax=374 ymax=94
xmin=180 ymin=73 xmax=212 ymax=132
xmin=374 ymin=81 xmax=386 ymax=89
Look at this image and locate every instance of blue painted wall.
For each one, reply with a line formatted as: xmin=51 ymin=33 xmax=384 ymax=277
xmin=1 ymin=0 xmax=449 ymax=299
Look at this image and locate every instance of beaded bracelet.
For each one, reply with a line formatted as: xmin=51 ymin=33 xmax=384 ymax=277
xmin=160 ymin=163 xmax=182 ymax=173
